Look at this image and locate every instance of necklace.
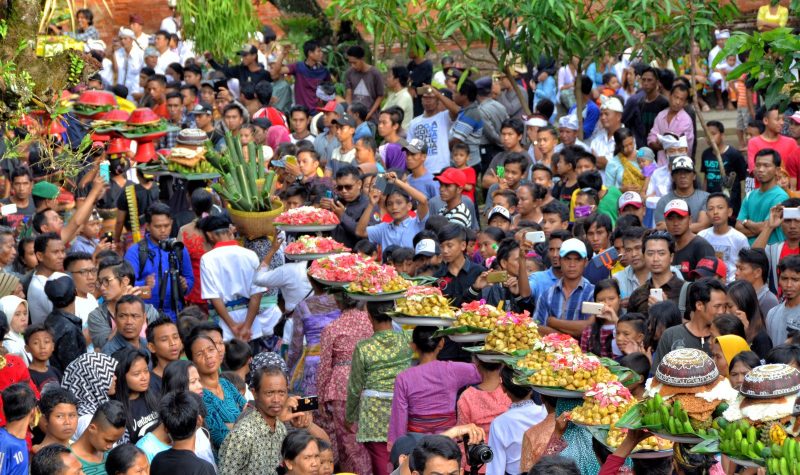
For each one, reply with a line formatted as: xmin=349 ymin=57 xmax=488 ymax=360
xmin=510 ymin=400 xmax=537 ymax=410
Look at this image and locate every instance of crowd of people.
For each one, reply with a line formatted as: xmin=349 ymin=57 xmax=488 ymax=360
xmin=2 ymin=1 xmax=800 ymax=475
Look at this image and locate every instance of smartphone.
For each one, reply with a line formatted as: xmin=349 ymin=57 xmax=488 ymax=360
xmin=650 ymin=288 xmax=663 ymax=302
xmin=99 ymin=160 xmax=110 ymax=183
xmin=0 ymin=203 xmax=17 ymax=216
xmin=486 ymin=270 xmax=508 ymax=284
xmin=581 ymin=302 xmax=605 ymax=315
xmin=496 ymin=165 xmax=505 ymax=179
xmin=374 ymin=175 xmax=389 ymax=194
xmin=285 ymin=155 xmax=298 ymax=167
xmin=103 ymin=232 xmax=113 ymax=243
xmin=785 ymin=207 xmax=800 ymax=220
xmin=416 ymin=86 xmax=435 ymax=96
xmin=525 ymin=231 xmax=546 ymax=244
xmin=293 ymin=396 xmax=319 ymax=413
xmin=140 ymin=287 xmax=152 ymax=299
xmin=324 ymin=189 xmax=334 ymax=200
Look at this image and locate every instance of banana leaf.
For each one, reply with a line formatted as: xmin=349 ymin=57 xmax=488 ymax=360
xmin=432 ymin=326 xmax=491 ymax=337
xmin=256 ymin=144 xmax=265 ymax=180
xmin=690 ymin=438 xmax=720 ymax=454
xmin=615 ymin=403 xmax=648 ymax=430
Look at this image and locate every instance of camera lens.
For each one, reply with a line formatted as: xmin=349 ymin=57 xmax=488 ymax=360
xmin=467 ymin=443 xmax=493 ymax=465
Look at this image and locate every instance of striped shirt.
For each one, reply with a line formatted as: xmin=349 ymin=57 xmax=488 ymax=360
xmin=533 ymin=277 xmax=596 ymax=326
xmin=450 ymin=102 xmax=483 ymax=167
xmin=439 ymin=202 xmax=472 ymax=229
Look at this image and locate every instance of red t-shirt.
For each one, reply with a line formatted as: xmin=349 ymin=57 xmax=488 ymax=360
xmin=747 ymin=135 xmax=799 ymax=175
xmin=459 ymin=166 xmax=477 ymax=203
xmin=253 ymin=107 xmax=288 ymax=129
xmin=152 ymin=102 xmax=169 ymax=120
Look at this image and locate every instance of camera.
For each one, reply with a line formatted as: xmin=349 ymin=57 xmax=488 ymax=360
xmin=158 ymin=238 xmax=185 ymax=253
xmin=463 ymin=435 xmax=492 ymax=469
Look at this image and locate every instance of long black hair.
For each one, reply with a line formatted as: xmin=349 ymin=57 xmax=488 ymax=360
xmin=113 ymin=348 xmax=159 ymax=433
xmin=727 ymin=280 xmax=765 ymax=339
xmin=162 ymin=359 xmax=197 ymax=394
xmin=587 ymin=279 xmax=620 ymax=356
xmin=645 ymin=300 xmax=682 ymax=351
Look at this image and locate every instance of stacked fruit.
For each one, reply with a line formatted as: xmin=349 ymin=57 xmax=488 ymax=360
xmin=718 ymin=419 xmax=766 ymax=462
xmin=766 ymin=437 xmax=800 ymax=475
xmin=348 ymin=265 xmax=411 ymax=294
xmin=309 ymin=253 xmax=377 ymax=283
xmin=640 ymin=394 xmax=716 ymax=436
xmin=395 ymin=286 xmax=455 ymax=318
xmin=516 ymin=333 xmax=581 ymax=372
xmin=454 ymin=300 xmax=504 ymax=330
xmin=527 ymin=352 xmax=616 ymax=391
xmin=570 ymin=381 xmax=634 ymax=426
xmin=484 ymin=311 xmax=538 ymax=353
xmin=275 ymin=206 xmax=339 ymax=225
xmin=167 ymin=160 xmax=216 ymax=174
xmin=606 ymin=427 xmax=673 ymax=452
xmin=285 ymin=236 xmax=349 ymax=255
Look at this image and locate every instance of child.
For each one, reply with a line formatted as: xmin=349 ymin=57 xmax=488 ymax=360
xmin=70 ymin=400 xmax=127 ymax=473
xmin=24 ymin=324 xmax=61 ymax=391
xmin=615 ymin=313 xmax=648 ymax=358
xmin=1 ymin=295 xmax=29 ymax=364
xmin=478 ymin=227 xmax=506 ymax=268
xmin=353 ymin=239 xmax=379 ymax=261
xmin=732 ymin=72 xmax=753 ymax=150
xmin=574 ymin=188 xmax=599 ymax=220
xmin=326 ymin=115 xmax=357 ymax=177
xmin=34 ymin=387 xmax=78 ymax=451
xmin=486 ymin=153 xmax=528 ymax=210
xmin=389 ymin=247 xmax=415 ymax=276
xmin=492 ymin=190 xmax=518 ymax=217
xmin=405 ymin=138 xmax=440 ymax=200
xmin=435 ymin=167 xmax=472 ymax=229
xmin=552 ymin=150 xmax=579 ymax=205
xmin=298 ymin=148 xmax=325 ymax=183
xmin=317 ymin=438 xmax=335 ymax=475
xmin=72 ymin=209 xmax=103 ymax=255
xmin=356 ymin=171 xmax=429 ymax=250
xmin=487 ymin=206 xmax=513 ymax=232
xmin=278 ymin=184 xmax=309 ymax=211
xmin=618 ymin=352 xmax=650 ymax=398
xmin=600 ymin=72 xmax=620 ymax=97
xmin=151 ymin=390 xmax=216 ymax=475
xmin=0 ymin=383 xmax=36 ymax=473
xmin=697 ymin=193 xmax=749 ymax=283
xmin=537 ymin=126 xmax=558 ymax=169
xmin=451 ymin=143 xmax=476 ymax=204
xmin=223 ymin=339 xmax=253 ymax=395
xmin=147 ymin=317 xmax=183 ymax=388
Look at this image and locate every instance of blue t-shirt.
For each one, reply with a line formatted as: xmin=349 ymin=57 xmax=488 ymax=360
xmin=738 ymin=185 xmax=789 ymax=245
xmin=0 ymin=428 xmax=28 ymax=475
xmin=407 ymin=173 xmax=440 ymax=200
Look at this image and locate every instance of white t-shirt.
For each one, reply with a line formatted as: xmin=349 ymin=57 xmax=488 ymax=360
xmin=407 ymin=111 xmax=453 ymax=174
xmin=252 ymin=262 xmax=312 ymax=313
xmin=27 ymin=274 xmax=52 ymax=325
xmin=697 ymin=226 xmax=750 ymax=283
xmin=75 ymin=294 xmax=99 ymax=327
xmin=155 ymin=49 xmax=181 ymax=75
xmin=646 ymin=165 xmax=672 ymax=198
xmin=200 ymin=244 xmax=272 ymax=341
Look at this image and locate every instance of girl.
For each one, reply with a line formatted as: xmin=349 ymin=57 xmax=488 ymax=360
xmin=472 ymin=239 xmax=535 ymax=314
xmin=317 ymin=438 xmax=335 ymax=475
xmin=0 ymin=295 xmax=29 ymax=364
xmin=712 ymin=314 xmax=747 ymax=340
xmin=477 ymin=227 xmax=507 ymax=268
xmin=727 ymin=280 xmax=773 ymax=359
xmin=177 ymin=188 xmax=214 ymax=310
xmin=644 ymin=301 xmax=682 ymax=355
xmin=62 ymin=352 xmax=118 ymax=441
xmin=113 ymin=348 xmax=159 ymax=444
xmin=106 ymin=444 xmax=149 ymax=475
xmin=727 ymin=351 xmax=761 ymax=389
xmin=579 ymin=279 xmax=621 ymax=359
xmin=187 ymin=332 xmax=245 ymax=449
xmin=615 ymin=313 xmax=648 ymax=358
xmin=710 ymin=334 xmax=750 ymax=378
xmin=278 ymin=430 xmax=321 ymax=475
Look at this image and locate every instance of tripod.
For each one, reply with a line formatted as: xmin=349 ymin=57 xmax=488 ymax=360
xmin=158 ymin=249 xmax=185 ymax=315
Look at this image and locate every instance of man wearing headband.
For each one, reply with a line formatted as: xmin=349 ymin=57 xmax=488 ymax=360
xmin=114 ymin=28 xmax=144 ymax=101
xmin=553 ymin=114 xmax=589 ymax=153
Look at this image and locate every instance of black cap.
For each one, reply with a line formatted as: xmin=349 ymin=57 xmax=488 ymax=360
xmin=238 ymin=45 xmax=258 ymax=56
xmin=198 ymin=215 xmax=232 ymax=233
xmin=252 ymin=117 xmax=272 ymax=130
xmin=189 ymin=102 xmax=213 ymax=115
xmin=44 ymin=275 xmax=76 ymax=308
xmin=475 ymin=76 xmax=493 ymax=96
xmin=332 ymin=114 xmax=356 ymax=128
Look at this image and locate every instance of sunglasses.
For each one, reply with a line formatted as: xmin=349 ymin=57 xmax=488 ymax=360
xmin=335 ymin=184 xmax=356 ymax=191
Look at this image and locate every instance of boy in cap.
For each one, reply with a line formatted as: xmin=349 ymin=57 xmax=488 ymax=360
xmin=435 ymin=168 xmax=472 ymax=229
xmin=487 ymin=206 xmax=512 ymax=232
xmin=654 ymin=155 xmax=710 ymax=232
xmin=405 ymin=138 xmax=440 ymax=200
xmin=326 ymin=113 xmax=357 ymax=176
xmin=413 ymin=238 xmax=442 ymax=274
xmin=618 ymin=191 xmax=645 ymax=222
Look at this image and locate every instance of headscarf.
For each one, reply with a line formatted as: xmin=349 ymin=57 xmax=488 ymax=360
xmin=267 ymin=125 xmax=291 ymax=150
xmin=62 ymin=352 xmax=118 ymax=417
xmin=0 ymin=273 xmax=20 ymax=298
xmin=0 ymin=296 xmax=26 ymax=330
xmin=0 ymin=296 xmax=29 ymax=363
xmin=716 ymin=335 xmax=751 ymax=365
xmin=381 ymin=143 xmax=407 ymax=171
xmin=247 ymin=351 xmax=288 ymax=388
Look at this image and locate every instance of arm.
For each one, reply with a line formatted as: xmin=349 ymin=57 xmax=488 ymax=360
xmin=752 ymin=204 xmax=782 ymax=249
xmin=546 ymin=317 xmax=593 ymax=338
xmin=62 ymin=174 xmax=107 ymax=243
xmin=355 ymin=192 xmax=379 ymax=238
xmin=345 ymin=344 xmax=365 ymax=424
xmin=269 ymin=48 xmax=291 ymax=80
xmin=485 ymin=422 xmax=506 ymax=475
xmin=392 ymin=176 xmax=429 ymax=220
xmin=387 ymin=375 xmax=408 ymax=446
xmin=689 ymin=211 xmax=711 ymax=233
xmin=251 ymin=237 xmax=284 ymax=287
xmin=430 ymin=86 xmax=460 ymax=120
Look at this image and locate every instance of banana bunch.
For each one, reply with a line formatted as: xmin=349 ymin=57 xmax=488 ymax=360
xmin=719 ymin=419 xmax=765 ymax=462
xmin=167 ymin=160 xmax=216 ymax=174
xmin=606 ymin=427 xmax=673 ymax=451
xmin=640 ymin=395 xmax=708 ymax=436
xmin=67 ymin=53 xmax=85 ymax=87
xmin=772 ymin=424 xmax=789 ymax=446
xmin=766 ymin=437 xmax=800 ymax=475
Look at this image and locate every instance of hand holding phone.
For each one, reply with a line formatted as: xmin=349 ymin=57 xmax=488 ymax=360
xmin=650 ymin=288 xmax=663 ymax=302
xmin=581 ymin=302 xmax=604 ymax=315
xmin=292 ymin=396 xmax=319 ymax=413
xmin=486 ymin=270 xmax=508 ymax=284
xmin=525 ymin=231 xmax=546 ymax=244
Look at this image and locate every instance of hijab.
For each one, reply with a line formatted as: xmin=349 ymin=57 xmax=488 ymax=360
xmin=716 ymin=334 xmax=751 ymax=366
xmin=0 ymin=296 xmax=26 ymax=331
xmin=62 ymin=352 xmax=118 ymax=416
xmin=0 ymin=296 xmax=29 ymax=363
xmin=267 ymin=125 xmax=292 ymax=150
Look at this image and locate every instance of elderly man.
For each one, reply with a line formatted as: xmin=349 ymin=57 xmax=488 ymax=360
xmin=114 ymin=28 xmax=144 ymax=101
xmin=554 ymin=114 xmax=590 ymax=153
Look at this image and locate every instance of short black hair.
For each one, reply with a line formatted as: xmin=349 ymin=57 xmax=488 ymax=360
xmin=706 ymin=192 xmax=730 ymax=207
xmin=250 ymin=364 xmax=288 ymax=393
xmin=335 ymin=164 xmax=362 ymax=181
xmin=766 ymin=344 xmax=800 ymax=365
xmin=165 ymin=91 xmax=182 ymax=102
xmin=255 ymin=80 xmax=274 ymax=106
xmin=354 ymin=239 xmax=378 ymax=256
xmin=503 ymin=152 xmax=528 ymax=172
xmin=688 ymin=277 xmax=726 ymax=312
xmin=577 ymin=170 xmax=603 ymax=191
xmin=24 ymin=323 xmax=53 ymax=345
xmin=500 ymin=117 xmax=524 ymax=136
xmin=115 ymin=294 xmax=146 ymax=317
xmin=290 ymin=104 xmax=311 ymax=118
xmin=158 ymin=390 xmax=200 ymax=441
xmin=31 ymin=444 xmax=72 ymax=475
xmin=146 ymin=74 xmax=167 ymax=87
xmin=457 ymin=79 xmax=478 ymax=102
xmin=303 ymin=40 xmax=321 ymax=58
xmin=184 ymin=63 xmax=202 ymax=76
xmin=737 ymin=248 xmax=769 ymax=283
xmin=346 ymin=45 xmax=366 ymax=59
xmin=1 ymin=383 xmax=36 ymax=422
xmin=39 ymin=386 xmax=78 ymax=419
xmin=91 ymin=400 xmax=127 ymax=430
xmin=713 ymin=313 xmax=747 ymax=339
xmin=754 ymin=147 xmax=782 ymax=167
xmin=707 ymin=120 xmax=725 ymax=134
xmin=529 ymin=455 xmax=581 ymax=475
xmin=541 ymin=200 xmax=569 ymax=222
xmin=145 ymin=202 xmax=172 ymax=223
xmin=643 ymin=230 xmax=675 ymax=255
xmin=34 ymin=232 xmax=61 ymax=255
xmin=438 ymin=223 xmax=466 ymax=243
xmin=409 ymin=435 xmax=462 ymax=473
xmin=349 ymin=102 xmax=369 ymax=121
xmin=223 ymin=338 xmax=252 ymax=371
xmin=390 ymin=65 xmax=409 ymax=86
xmin=145 ymin=315 xmax=177 ymax=344
xmin=781 ymin=254 xmax=800 ymax=275
xmin=106 ymin=444 xmax=146 ymax=475
xmin=64 ymin=251 xmax=94 ymax=271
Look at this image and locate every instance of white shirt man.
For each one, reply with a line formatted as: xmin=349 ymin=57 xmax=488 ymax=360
xmin=115 ymin=28 xmax=144 ymax=100
xmin=408 ymin=104 xmax=453 ymax=174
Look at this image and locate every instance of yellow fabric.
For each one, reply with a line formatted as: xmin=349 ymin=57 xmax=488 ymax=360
xmin=716 ymin=334 xmax=750 ymax=365
xmin=569 ymin=185 xmax=608 ymax=221
xmin=289 ymin=344 xmax=321 ymax=389
xmin=758 ymin=5 xmax=788 ymax=27
xmin=619 ymin=154 xmax=645 ymax=189
xmin=116 ymin=96 xmax=136 ymax=113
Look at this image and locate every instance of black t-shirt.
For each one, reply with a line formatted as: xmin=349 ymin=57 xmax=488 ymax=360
xmin=29 ymin=366 xmax=61 ymax=392
xmin=673 ymin=235 xmax=716 ymax=280
xmin=127 ymin=397 xmax=158 ymax=444
xmin=151 ymin=449 xmax=216 ymax=475
xmin=640 ymin=96 xmax=669 ymax=143
xmin=700 ymin=146 xmax=748 ymax=214
xmin=116 ymin=183 xmax=160 ymax=231
xmin=552 ymin=181 xmax=578 ymax=205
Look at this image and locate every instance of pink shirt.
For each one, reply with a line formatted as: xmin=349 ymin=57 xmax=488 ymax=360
xmin=647 ymin=108 xmax=695 ymax=167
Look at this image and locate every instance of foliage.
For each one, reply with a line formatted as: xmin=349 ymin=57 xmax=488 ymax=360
xmin=276 ymin=13 xmax=325 ymax=55
xmin=178 ymin=0 xmax=260 ymax=61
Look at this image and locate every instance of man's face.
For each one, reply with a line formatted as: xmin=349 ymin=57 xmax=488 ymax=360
xmin=780 ymin=269 xmax=800 ymax=301
xmin=697 ymin=290 xmax=728 ymax=323
xmin=576 ymin=158 xmax=595 ymax=176
xmin=224 ymin=109 xmax=244 ymax=133
xmin=531 ymin=170 xmax=552 ymax=189
xmin=421 ymin=94 xmax=437 ymax=113
xmin=623 ymin=238 xmax=645 ymax=271
xmin=783 ymin=215 xmax=800 ymax=243
xmin=386 ymin=194 xmax=412 ymax=221
xmin=548 ymin=238 xmax=563 ymax=269
xmin=377 ymin=114 xmax=395 ymax=138
xmin=754 ymin=155 xmax=778 ymax=184
xmin=586 ymin=222 xmax=609 ymax=253
xmin=297 ymin=151 xmax=319 ymax=177
xmin=669 ymin=89 xmax=689 ymax=112
xmin=406 ymin=151 xmax=425 ymax=171
xmin=166 ymin=97 xmax=183 ymax=121
xmin=42 ymin=209 xmax=64 ymax=234
xmin=98 ymin=268 xmax=125 ymax=301
xmin=599 ymin=110 xmax=621 ymax=130
xmin=145 ymin=55 xmax=158 ymax=69
xmin=60 ymin=452 xmax=85 ymax=475
xmin=195 ymin=113 xmax=211 ymax=129
xmin=335 ymin=124 xmax=354 ymax=143
xmin=37 ymin=239 xmax=66 ymax=272
xmin=438 ymin=183 xmax=459 ymax=202
xmin=413 ymin=456 xmax=460 ymax=475
xmin=255 ymin=373 xmax=289 ymax=418
xmin=148 ymin=323 xmax=183 ymax=363
xmin=558 ymin=127 xmax=577 ymax=145
xmin=89 ymin=424 xmax=125 ymax=452
xmin=620 ymin=204 xmax=644 ymax=221
xmin=200 ymin=87 xmax=215 ymax=104
xmin=355 ymin=140 xmax=374 ymax=163
xmin=46 ymin=402 xmax=78 ymax=442
xmin=542 ymin=213 xmax=566 ymax=238
xmin=155 ymin=34 xmax=168 ymax=51
xmin=0 ymin=234 xmax=16 ymax=266
xmin=672 ymin=170 xmax=694 ymax=190
xmin=115 ymin=302 xmax=145 ymax=340
xmin=347 ymin=55 xmax=365 ymax=71
xmin=764 ymin=110 xmax=784 ymax=134
xmin=644 ymin=239 xmax=672 ymax=275
xmin=146 ymin=81 xmax=165 ymax=102
xmin=184 ymin=71 xmax=201 ymax=87
xmin=147 ymin=214 xmax=173 ymax=242
xmin=335 ymin=175 xmax=362 ymax=203
xmin=734 ymin=262 xmax=759 ymax=284
xmin=241 ymin=52 xmax=256 ymax=67
xmin=307 ymin=46 xmax=324 ymax=63
xmin=665 ymin=213 xmax=690 ymax=238
xmin=706 ymin=197 xmax=731 ymax=227
xmin=180 ymin=89 xmax=195 ymax=108
xmin=500 ymin=128 xmax=521 ymax=150
xmin=439 ymin=238 xmax=466 ymax=264
xmin=537 ymin=131 xmax=556 ymax=155
xmin=503 ymin=163 xmax=524 ymax=187
xmin=12 ymin=175 xmax=32 ymax=200
xmin=67 ymin=259 xmax=97 ymax=297
xmin=706 ymin=126 xmax=724 ymax=147
xmin=284 ymin=194 xmax=305 ymax=210
xmin=561 ymin=253 xmax=586 ymax=280
xmin=291 ymin=111 xmax=310 ymax=134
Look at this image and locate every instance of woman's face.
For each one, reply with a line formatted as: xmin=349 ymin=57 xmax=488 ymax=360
xmin=728 ymin=361 xmax=751 ymax=389
xmin=287 ymin=440 xmax=320 ymax=475
xmin=123 ymin=453 xmax=150 ymax=475
xmin=596 ymin=287 xmax=621 ymax=314
xmin=191 ymin=338 xmax=221 ymax=375
xmin=187 ymin=365 xmax=203 ymax=395
xmin=622 ymin=136 xmax=636 ymax=157
xmin=711 ymin=340 xmax=729 ymax=376
xmin=478 ymin=234 xmax=498 ymax=259
xmin=77 ymin=13 xmax=89 ymax=30
xmin=10 ymin=303 xmax=27 ymax=334
xmin=516 ymin=187 xmax=534 ymax=215
xmin=126 ymin=358 xmax=151 ymax=394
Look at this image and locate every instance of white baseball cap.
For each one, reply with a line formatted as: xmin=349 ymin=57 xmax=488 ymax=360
xmin=488 ymin=206 xmax=512 ymax=222
xmin=414 ymin=239 xmax=440 ymax=257
xmin=559 ymin=238 xmax=588 ymax=259
xmin=618 ymin=191 xmax=643 ymax=210
xmin=664 ymin=199 xmax=690 ymax=218
xmin=600 ymin=97 xmax=623 ymax=113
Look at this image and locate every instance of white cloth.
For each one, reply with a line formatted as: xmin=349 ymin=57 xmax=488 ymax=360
xmin=195 ymin=428 xmax=216 ymax=471
xmin=155 ymin=49 xmax=181 ymax=75
xmin=646 ymin=165 xmax=673 ymax=198
xmin=160 ymin=17 xmax=179 ymax=35
xmin=200 ymin=244 xmax=268 ymax=341
xmin=115 ymin=47 xmax=144 ymax=100
xmin=0 ymin=295 xmax=29 ymax=364
xmin=134 ymin=33 xmax=151 ymax=52
xmin=590 ymin=129 xmax=617 ymax=184
xmin=486 ymin=401 xmax=547 ymax=475
xmin=407 ymin=110 xmax=453 ymax=174
xmin=384 ymin=88 xmax=414 ymax=130
xmin=432 ymin=70 xmax=447 ymax=86
xmin=252 ymin=262 xmax=312 ymax=313
xmin=27 ymin=274 xmax=52 ymax=325
xmin=697 ymin=227 xmax=750 ymax=283
xmin=75 ymin=294 xmax=99 ymax=328
xmin=99 ymin=58 xmax=115 ymax=89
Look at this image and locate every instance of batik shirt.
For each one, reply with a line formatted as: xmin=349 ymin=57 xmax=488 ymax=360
xmin=218 ymin=409 xmax=286 ymax=475
xmin=345 ymin=329 xmax=412 ymax=442
xmin=318 ymin=309 xmax=373 ymax=404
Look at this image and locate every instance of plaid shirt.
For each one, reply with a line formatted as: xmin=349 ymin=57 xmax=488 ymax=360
xmin=533 ymin=277 xmax=595 ymax=326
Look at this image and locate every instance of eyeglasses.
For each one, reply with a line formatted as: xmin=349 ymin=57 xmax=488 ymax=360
xmin=335 ymin=184 xmax=356 ymax=191
xmin=72 ymin=267 xmax=98 ymax=277
xmin=98 ymin=276 xmax=118 ymax=287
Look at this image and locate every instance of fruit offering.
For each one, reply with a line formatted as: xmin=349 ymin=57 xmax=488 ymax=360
xmin=570 ymin=381 xmax=634 ymax=426
xmin=606 ymin=427 xmax=673 ymax=452
xmin=275 ymin=206 xmax=339 ymax=225
xmin=454 ymin=300 xmax=504 ymax=330
xmin=641 ymin=394 xmax=710 ymax=435
xmin=395 ymin=286 xmax=455 ymax=318
xmin=309 ymin=253 xmax=377 ymax=283
xmin=766 ymin=437 xmax=800 ymax=475
xmin=483 ymin=311 xmax=538 ymax=353
xmin=285 ymin=236 xmax=349 ymax=255
xmin=348 ymin=265 xmax=411 ymax=294
xmin=718 ymin=419 xmax=766 ymax=462
xmin=516 ymin=333 xmax=582 ymax=372
xmin=527 ymin=351 xmax=615 ymax=391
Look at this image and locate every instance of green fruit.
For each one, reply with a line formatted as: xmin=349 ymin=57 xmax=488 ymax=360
xmin=683 ymin=421 xmax=693 ymax=434
xmin=741 ymin=439 xmax=750 ymax=457
xmin=668 ymin=418 xmax=677 ymax=434
xmin=654 ymin=393 xmax=663 ymax=406
xmin=748 ymin=426 xmax=757 ymax=445
xmin=735 ymin=429 xmax=743 ymax=445
xmin=773 ymin=443 xmax=784 ymax=458
xmin=717 ymin=418 xmax=729 ymax=429
xmin=781 ymin=457 xmax=789 ymax=475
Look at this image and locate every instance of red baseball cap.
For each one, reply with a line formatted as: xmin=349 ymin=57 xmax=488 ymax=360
xmin=434 ymin=168 xmax=467 ymax=188
xmin=664 ymin=199 xmax=690 ymax=218
xmin=317 ymin=101 xmax=339 ymax=113
xmin=691 ymin=257 xmax=727 ymax=280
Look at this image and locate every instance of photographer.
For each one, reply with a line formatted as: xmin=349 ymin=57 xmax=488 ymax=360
xmin=124 ymin=203 xmax=193 ymax=320
xmin=390 ymin=425 xmax=487 ymax=475
xmin=320 ymin=165 xmax=375 ymax=249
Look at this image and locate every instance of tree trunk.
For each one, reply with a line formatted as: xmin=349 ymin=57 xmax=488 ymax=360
xmin=505 ymin=67 xmax=532 ymax=117
xmin=575 ymin=63 xmax=584 ymax=140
